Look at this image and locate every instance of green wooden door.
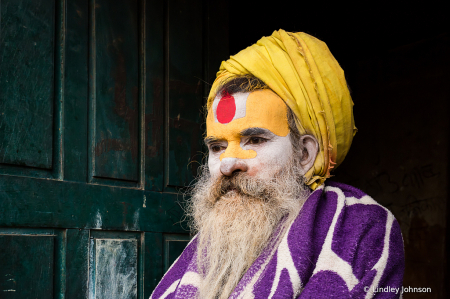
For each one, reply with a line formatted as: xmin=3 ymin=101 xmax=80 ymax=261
xmin=0 ymin=0 xmax=228 ymax=297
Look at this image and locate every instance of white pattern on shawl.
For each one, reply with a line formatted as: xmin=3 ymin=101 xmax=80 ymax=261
xmin=312 ymin=186 xmax=360 ymax=290
xmin=364 ymin=211 xmax=394 ymax=299
xmin=178 ymin=271 xmax=201 ymax=289
xmin=267 ymin=227 xmax=302 ymax=298
xmin=345 ymin=194 xmax=396 ymax=299
xmin=157 ymin=279 xmax=180 ymax=299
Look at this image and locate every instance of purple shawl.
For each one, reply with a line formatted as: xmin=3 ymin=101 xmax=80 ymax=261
xmin=150 ymin=181 xmax=405 ymax=298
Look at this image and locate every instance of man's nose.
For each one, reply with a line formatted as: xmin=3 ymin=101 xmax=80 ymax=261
xmin=220 ymin=158 xmax=248 ymax=176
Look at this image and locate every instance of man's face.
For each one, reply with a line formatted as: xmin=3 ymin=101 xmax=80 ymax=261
xmin=193 ymin=89 xmax=308 ymax=299
xmin=205 ymin=89 xmax=293 ymax=181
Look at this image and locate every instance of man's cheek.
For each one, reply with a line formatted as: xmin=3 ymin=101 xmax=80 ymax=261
xmin=248 ymin=149 xmax=288 ymax=178
xmin=261 ymin=137 xmax=293 ymax=167
xmin=244 ymin=157 xmax=266 ymax=176
xmin=256 ymin=148 xmax=283 ymax=168
xmin=208 ymin=156 xmax=221 ymax=178
xmin=245 ymin=163 xmax=260 ymax=176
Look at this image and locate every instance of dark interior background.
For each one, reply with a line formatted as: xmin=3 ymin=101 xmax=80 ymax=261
xmin=228 ymin=1 xmax=449 ymax=298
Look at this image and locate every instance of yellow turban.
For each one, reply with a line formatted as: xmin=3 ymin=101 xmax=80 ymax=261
xmin=207 ymin=30 xmax=357 ymax=190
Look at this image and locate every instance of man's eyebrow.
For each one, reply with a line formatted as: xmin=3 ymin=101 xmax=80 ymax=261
xmin=240 ymin=127 xmax=275 ymax=137
xmin=204 ymin=136 xmax=219 ymax=146
xmin=204 ymin=128 xmax=275 ymax=145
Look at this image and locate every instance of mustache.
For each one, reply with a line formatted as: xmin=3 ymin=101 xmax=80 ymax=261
xmin=209 ymin=173 xmax=274 ymax=203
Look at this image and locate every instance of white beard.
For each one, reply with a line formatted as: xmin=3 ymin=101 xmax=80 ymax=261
xmin=187 ymin=158 xmax=309 ymax=299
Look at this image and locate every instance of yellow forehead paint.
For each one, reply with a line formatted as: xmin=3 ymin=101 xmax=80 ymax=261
xmin=206 ymin=89 xmax=289 ymax=160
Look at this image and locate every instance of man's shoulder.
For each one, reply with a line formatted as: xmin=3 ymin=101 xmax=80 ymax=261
xmin=307 ymin=180 xmax=400 ymax=254
xmin=323 ymin=180 xmax=389 ymax=214
xmin=324 ymin=181 xmax=370 ymax=200
xmin=318 ymin=181 xmax=401 ymax=265
xmin=291 ymin=180 xmax=398 ymax=248
xmin=280 ymin=181 xmax=404 ymax=297
xmin=294 ymin=181 xmax=394 ymax=234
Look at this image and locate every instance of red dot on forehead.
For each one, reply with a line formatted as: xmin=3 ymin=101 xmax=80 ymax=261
xmin=216 ymin=94 xmax=236 ymax=124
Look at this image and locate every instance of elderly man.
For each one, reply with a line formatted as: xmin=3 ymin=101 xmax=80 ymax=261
xmin=151 ymin=30 xmax=404 ymax=299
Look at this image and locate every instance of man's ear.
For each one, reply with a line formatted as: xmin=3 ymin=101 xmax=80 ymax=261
xmin=299 ymin=135 xmax=319 ymax=175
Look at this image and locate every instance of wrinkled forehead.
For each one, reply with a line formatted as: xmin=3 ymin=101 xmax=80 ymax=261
xmin=206 ymin=89 xmax=289 ymax=137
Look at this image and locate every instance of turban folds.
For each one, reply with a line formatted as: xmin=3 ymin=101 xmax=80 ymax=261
xmin=207 ymin=30 xmax=357 ymax=190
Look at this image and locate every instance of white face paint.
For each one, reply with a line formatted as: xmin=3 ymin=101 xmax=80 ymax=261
xmin=205 ymin=90 xmax=293 ymax=180
xmin=207 ymin=131 xmax=293 ymax=180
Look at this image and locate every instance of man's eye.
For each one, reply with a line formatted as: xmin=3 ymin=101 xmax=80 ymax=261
xmin=248 ymin=137 xmax=266 ymax=145
xmin=210 ymin=145 xmax=223 ymax=152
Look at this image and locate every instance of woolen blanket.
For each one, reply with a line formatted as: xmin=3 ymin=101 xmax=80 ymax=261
xmin=150 ymin=181 xmax=405 ymax=298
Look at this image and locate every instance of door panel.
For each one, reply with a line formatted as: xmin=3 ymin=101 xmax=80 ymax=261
xmin=163 ymin=234 xmax=192 ymax=271
xmin=166 ymin=0 xmax=204 ymax=188
xmin=89 ymin=231 xmax=141 ymax=299
xmin=94 ymin=239 xmax=138 ymax=298
xmin=0 ymin=228 xmax=66 ymax=299
xmin=0 ymin=0 xmax=64 ymax=180
xmin=92 ymin=0 xmax=140 ymax=184
xmin=0 ymin=0 xmax=55 ymax=169
xmin=0 ymin=0 xmax=229 ymax=297
xmin=0 ymin=235 xmax=54 ymax=298
xmin=64 ymin=0 xmax=90 ymax=183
